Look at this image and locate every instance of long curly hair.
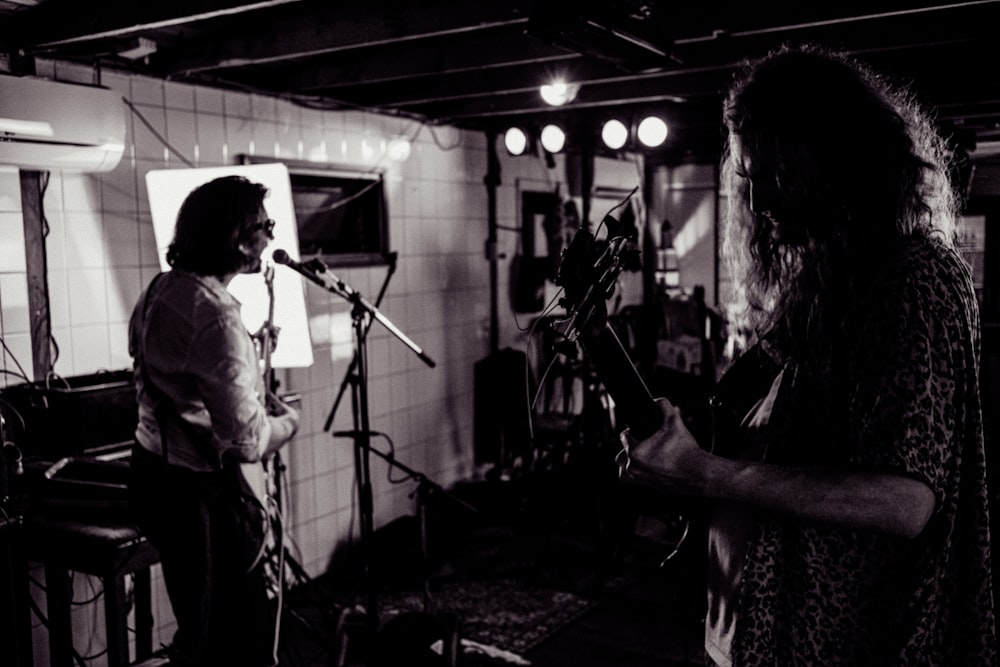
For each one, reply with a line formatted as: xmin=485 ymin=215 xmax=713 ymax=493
xmin=721 ymin=43 xmax=958 ymax=366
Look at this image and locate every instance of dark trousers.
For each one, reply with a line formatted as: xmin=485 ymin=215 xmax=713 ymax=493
xmin=128 ymin=445 xmax=276 ymax=667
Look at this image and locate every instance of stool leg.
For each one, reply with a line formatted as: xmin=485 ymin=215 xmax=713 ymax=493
xmin=104 ymin=572 xmax=130 ymax=667
xmin=45 ymin=566 xmax=73 ymax=667
xmin=134 ymin=568 xmax=153 ymax=659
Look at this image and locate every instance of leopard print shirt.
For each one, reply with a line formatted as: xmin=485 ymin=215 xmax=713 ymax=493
xmin=732 ymin=233 xmax=997 ymax=666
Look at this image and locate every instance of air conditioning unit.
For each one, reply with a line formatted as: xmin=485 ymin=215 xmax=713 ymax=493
xmin=0 ymin=74 xmax=126 ymax=173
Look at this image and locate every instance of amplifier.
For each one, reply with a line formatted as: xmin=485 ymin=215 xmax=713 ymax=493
xmin=0 ymin=370 xmax=137 ymax=459
xmin=19 ymin=450 xmax=132 ymax=518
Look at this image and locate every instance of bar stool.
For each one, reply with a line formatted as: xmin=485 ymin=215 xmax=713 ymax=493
xmin=23 ymin=515 xmax=160 ymax=667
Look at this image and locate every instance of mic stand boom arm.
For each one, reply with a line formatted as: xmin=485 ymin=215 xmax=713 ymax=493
xmin=281 ymin=254 xmax=436 ymax=369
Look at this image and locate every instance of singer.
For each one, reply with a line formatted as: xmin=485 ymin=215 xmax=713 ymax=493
xmin=127 ymin=175 xmax=300 ymax=667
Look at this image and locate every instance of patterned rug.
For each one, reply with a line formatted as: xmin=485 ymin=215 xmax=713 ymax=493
xmin=378 ymin=575 xmax=616 ymax=659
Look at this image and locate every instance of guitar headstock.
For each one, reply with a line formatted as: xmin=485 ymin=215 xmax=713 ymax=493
xmin=554 ymin=211 xmax=639 ymax=343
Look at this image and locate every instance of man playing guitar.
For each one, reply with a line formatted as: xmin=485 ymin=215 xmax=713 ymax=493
xmin=128 ymin=175 xmax=300 ymax=667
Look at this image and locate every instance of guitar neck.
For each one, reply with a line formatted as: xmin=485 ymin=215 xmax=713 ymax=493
xmin=578 ymin=323 xmax=662 ymax=441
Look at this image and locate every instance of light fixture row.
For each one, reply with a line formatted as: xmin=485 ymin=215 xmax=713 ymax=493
xmin=504 ymin=115 xmax=669 ymax=156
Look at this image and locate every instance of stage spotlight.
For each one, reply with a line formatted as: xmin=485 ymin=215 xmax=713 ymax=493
xmin=540 ymin=124 xmax=566 ymax=153
xmin=504 ymin=127 xmax=530 ymax=156
xmin=601 ymin=119 xmax=629 ymax=150
xmin=637 ymin=115 xmax=668 ymax=148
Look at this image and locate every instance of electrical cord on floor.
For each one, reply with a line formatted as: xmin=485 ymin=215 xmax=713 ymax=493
xmin=272 ymin=492 xmax=285 ymax=666
xmin=26 ymin=587 xmax=94 ymax=667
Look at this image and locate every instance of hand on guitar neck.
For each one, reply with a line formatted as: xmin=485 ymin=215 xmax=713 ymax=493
xmin=617 ymin=397 xmax=707 ymax=494
xmin=553 ymin=202 xmax=714 ymax=493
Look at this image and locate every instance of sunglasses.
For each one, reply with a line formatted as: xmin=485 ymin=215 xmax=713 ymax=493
xmin=251 ymin=218 xmax=276 ymax=238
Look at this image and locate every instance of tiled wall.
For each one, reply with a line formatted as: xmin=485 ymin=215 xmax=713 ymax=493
xmin=0 ymin=62 xmax=645 ymax=664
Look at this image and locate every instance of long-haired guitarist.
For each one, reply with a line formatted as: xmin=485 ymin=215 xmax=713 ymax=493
xmin=128 ymin=175 xmax=300 ymax=667
xmin=619 ymin=44 xmax=995 ymax=665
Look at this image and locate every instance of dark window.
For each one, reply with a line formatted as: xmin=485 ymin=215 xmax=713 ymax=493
xmin=239 ymin=156 xmax=390 ymax=267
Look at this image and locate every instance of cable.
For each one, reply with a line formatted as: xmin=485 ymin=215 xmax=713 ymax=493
xmin=121 ymin=97 xmax=196 ymax=167
xmin=272 ymin=493 xmax=285 ymax=665
xmin=0 ymin=337 xmax=32 ymax=383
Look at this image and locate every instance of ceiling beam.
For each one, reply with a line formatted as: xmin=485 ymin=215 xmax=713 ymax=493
xmin=11 ymin=0 xmax=307 ymax=48
xmin=155 ymin=1 xmax=534 ymax=77
xmin=229 ymin=27 xmax=581 ymax=93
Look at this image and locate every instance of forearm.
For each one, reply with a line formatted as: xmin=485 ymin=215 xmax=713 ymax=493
xmin=701 ymin=456 xmax=935 ymax=539
xmin=262 ymin=413 xmax=298 ymax=456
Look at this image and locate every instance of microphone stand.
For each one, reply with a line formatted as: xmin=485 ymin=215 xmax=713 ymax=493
xmin=285 ymin=254 xmax=435 ymax=640
xmin=352 ymin=443 xmax=477 ymax=612
xmin=323 ymin=252 xmax=397 ymax=433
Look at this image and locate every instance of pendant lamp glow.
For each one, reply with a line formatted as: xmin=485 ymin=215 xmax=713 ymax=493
xmin=637 ymin=116 xmax=668 ymax=148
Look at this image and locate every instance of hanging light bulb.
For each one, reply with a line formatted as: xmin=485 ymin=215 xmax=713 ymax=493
xmin=601 ymin=119 xmax=629 ymax=150
xmin=539 ymin=80 xmax=580 ymax=107
xmin=637 ymin=115 xmax=669 ymax=148
xmin=504 ymin=127 xmax=529 ymax=156
xmin=540 ymin=124 xmax=566 ymax=153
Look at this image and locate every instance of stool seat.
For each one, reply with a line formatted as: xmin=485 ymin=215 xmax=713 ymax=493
xmin=24 ymin=515 xmax=156 ymax=574
xmin=24 ymin=512 xmax=160 ymax=667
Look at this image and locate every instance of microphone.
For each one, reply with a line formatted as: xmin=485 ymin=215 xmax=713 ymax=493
xmin=272 ymin=249 xmax=330 ymax=289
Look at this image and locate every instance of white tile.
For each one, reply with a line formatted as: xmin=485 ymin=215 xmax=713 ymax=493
xmin=108 ymin=322 xmax=131 ymax=369
xmin=60 ymin=173 xmax=102 ymax=213
xmin=66 ymin=268 xmax=109 ymax=325
xmin=195 ymin=114 xmax=227 ymax=166
xmin=0 ymin=212 xmax=26 ymax=272
xmin=46 ymin=269 xmax=71 ymax=329
xmin=69 ymin=324 xmax=112 ymax=374
xmin=164 ymin=80 xmax=196 ymax=110
xmin=136 ymin=213 xmax=162 ymax=268
xmin=131 ymin=105 xmax=169 ymax=163
xmin=226 ymin=116 xmax=255 ymax=160
xmin=224 ymin=90 xmax=253 ymax=119
xmin=165 ymin=109 xmax=199 ymax=168
xmin=276 ymin=121 xmax=300 ymax=161
xmin=103 ymin=213 xmax=141 ymax=268
xmin=129 ymin=77 xmax=165 ymax=107
xmin=252 ymin=120 xmax=279 ymax=159
xmin=0 ymin=332 xmax=32 ymax=387
xmin=44 ymin=209 xmax=68 ymax=272
xmin=0 ymin=272 xmax=30 ymax=334
xmin=50 ymin=326 xmax=75 ymax=376
xmin=251 ymin=94 xmax=278 ymax=121
xmin=0 ymin=168 xmax=22 ymax=212
xmin=99 ymin=161 xmax=138 ymax=213
xmin=100 ymin=70 xmax=132 ymax=97
xmin=195 ymin=85 xmax=224 ymax=114
xmin=107 ymin=266 xmax=143 ymax=322
xmin=41 ymin=171 xmax=68 ymax=216
xmin=63 ymin=210 xmax=107 ymax=268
